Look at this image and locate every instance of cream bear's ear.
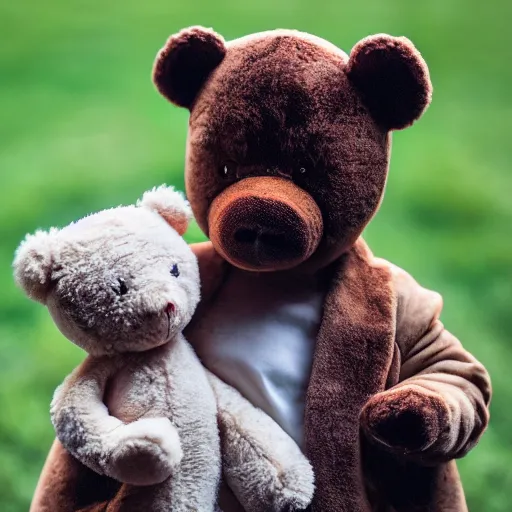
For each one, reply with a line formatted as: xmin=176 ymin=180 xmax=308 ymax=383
xmin=138 ymin=185 xmax=192 ymax=235
xmin=13 ymin=228 xmax=58 ymax=303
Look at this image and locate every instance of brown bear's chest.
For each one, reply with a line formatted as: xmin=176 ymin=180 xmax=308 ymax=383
xmin=187 ymin=268 xmax=326 ymax=445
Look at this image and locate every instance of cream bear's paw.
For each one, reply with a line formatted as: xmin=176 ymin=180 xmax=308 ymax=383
xmin=254 ymin=456 xmax=314 ymax=512
xmin=106 ymin=417 xmax=182 ymax=486
xmin=271 ymin=458 xmax=315 ymax=511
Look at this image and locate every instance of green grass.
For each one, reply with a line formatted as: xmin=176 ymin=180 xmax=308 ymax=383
xmin=1 ymin=1 xmax=511 ymax=510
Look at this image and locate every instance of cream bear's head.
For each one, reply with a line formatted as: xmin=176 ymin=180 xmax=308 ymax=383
xmin=13 ymin=186 xmax=199 ymax=356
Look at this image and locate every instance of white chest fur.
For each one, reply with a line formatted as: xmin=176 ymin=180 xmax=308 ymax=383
xmin=188 ymin=268 xmax=325 ymax=446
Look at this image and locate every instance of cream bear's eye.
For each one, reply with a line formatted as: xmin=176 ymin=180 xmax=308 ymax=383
xmin=112 ymin=278 xmax=128 ymax=296
xmin=170 ymin=264 xmax=180 ymax=278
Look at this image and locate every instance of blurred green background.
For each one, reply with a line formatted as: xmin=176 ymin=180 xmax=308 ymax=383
xmin=1 ymin=0 xmax=511 ymax=510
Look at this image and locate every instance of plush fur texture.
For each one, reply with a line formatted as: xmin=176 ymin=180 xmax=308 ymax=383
xmin=17 ymin=187 xmax=221 ymax=511
xmin=162 ymin=28 xmax=431 ymax=270
xmin=346 ymin=35 xmax=432 ymax=130
xmin=208 ymin=176 xmax=323 ymax=271
xmin=208 ymin=371 xmax=315 ymax=512
xmin=17 ymin=189 xmax=314 ymax=512
xmin=156 ymin=27 xmax=488 ymax=511
xmin=14 ymin=186 xmax=199 ymax=356
xmin=304 ymin=240 xmax=397 ymax=511
xmin=153 ymin=26 xmax=227 ymax=109
xmin=32 ymin=27 xmax=491 ymax=512
xmin=360 ymin=261 xmax=491 ymax=512
xmin=189 ymin=242 xmax=490 ymax=511
xmin=137 ymin=185 xmax=193 ymax=236
xmin=13 ymin=228 xmax=60 ymax=302
xmin=363 ymin=263 xmax=491 ymax=465
xmin=30 ymin=241 xmax=491 ymax=512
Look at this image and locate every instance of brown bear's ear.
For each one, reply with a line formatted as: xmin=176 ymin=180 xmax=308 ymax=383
xmin=346 ymin=34 xmax=432 ymax=130
xmin=13 ymin=229 xmax=58 ymax=303
xmin=152 ymin=26 xmax=226 ymax=109
xmin=138 ymin=185 xmax=193 ymax=236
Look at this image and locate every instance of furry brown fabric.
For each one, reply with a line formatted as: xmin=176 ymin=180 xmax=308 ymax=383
xmin=177 ymin=28 xmax=394 ymax=270
xmin=208 ymin=176 xmax=323 ymax=271
xmin=362 ymin=387 xmax=449 ymax=453
xmin=305 ymin=239 xmax=396 ymax=511
xmin=362 ymin=446 xmax=469 ymax=511
xmin=31 ymin=241 xmax=491 ymax=512
xmin=360 ymin=264 xmax=491 ymax=512
xmin=363 ymin=265 xmax=491 ymax=466
xmin=346 ymin=35 xmax=432 ymax=130
xmin=30 ymin=440 xmax=119 ymax=512
xmin=153 ymin=26 xmax=226 ymax=109
xmin=32 ymin=28 xmax=491 ymax=512
xmin=187 ymin=241 xmax=228 ymax=305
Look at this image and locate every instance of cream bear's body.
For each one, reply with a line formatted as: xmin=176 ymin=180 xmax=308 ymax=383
xmin=14 ymin=186 xmax=315 ymax=512
xmin=53 ymin=336 xmax=219 ymax=511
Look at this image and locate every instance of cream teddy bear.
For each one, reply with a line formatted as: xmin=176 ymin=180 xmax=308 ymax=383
xmin=14 ymin=186 xmax=314 ymax=512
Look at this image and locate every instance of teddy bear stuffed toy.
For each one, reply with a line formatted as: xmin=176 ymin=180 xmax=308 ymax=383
xmin=14 ymin=186 xmax=314 ymax=512
xmin=29 ymin=27 xmax=491 ymax=512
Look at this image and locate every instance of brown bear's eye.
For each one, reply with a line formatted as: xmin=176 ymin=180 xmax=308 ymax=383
xmin=220 ymin=161 xmax=237 ymax=180
xmin=293 ymin=167 xmax=308 ymax=181
xmin=170 ymin=264 xmax=180 ymax=277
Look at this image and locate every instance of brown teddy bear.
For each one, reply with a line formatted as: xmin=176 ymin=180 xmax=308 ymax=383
xmin=30 ymin=27 xmax=491 ymax=512
xmin=16 ymin=186 xmax=314 ymax=512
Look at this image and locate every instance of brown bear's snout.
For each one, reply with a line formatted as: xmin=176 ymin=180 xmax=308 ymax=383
xmin=208 ymin=177 xmax=323 ymax=271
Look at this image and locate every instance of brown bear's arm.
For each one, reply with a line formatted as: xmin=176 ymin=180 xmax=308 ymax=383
xmin=361 ymin=265 xmax=491 ymax=463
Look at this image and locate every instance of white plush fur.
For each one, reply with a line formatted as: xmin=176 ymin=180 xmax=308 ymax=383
xmin=208 ymin=371 xmax=315 ymax=512
xmin=137 ymin=184 xmax=192 ymax=236
xmin=14 ymin=186 xmax=315 ymax=511
xmin=13 ymin=228 xmax=59 ymax=302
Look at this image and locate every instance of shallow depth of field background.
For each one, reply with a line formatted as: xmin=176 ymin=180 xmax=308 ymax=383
xmin=1 ymin=1 xmax=511 ymax=510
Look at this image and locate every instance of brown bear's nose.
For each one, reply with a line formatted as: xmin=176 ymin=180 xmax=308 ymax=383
xmin=208 ymin=177 xmax=323 ymax=272
xmin=234 ymin=227 xmax=289 ymax=250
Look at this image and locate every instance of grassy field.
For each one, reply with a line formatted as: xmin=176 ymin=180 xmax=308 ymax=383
xmin=1 ymin=1 xmax=511 ymax=510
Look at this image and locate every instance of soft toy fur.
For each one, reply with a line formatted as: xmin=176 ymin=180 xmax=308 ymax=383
xmin=15 ymin=186 xmax=314 ymax=512
xmin=31 ymin=27 xmax=491 ymax=512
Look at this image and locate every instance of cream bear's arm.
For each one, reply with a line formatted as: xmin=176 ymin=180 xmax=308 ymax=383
xmin=51 ymin=356 xmax=182 ymax=486
xmin=50 ymin=355 xmax=121 ymax=474
xmin=207 ymin=371 xmax=314 ymax=512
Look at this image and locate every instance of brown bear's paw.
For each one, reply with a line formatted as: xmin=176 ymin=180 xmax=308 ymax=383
xmin=361 ymin=385 xmax=450 ymax=455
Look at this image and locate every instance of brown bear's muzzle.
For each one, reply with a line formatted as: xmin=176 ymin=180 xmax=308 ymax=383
xmin=208 ymin=177 xmax=323 ymax=271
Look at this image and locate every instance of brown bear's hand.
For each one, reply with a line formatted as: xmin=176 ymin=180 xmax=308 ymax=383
xmin=360 ymin=385 xmax=450 ymax=458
